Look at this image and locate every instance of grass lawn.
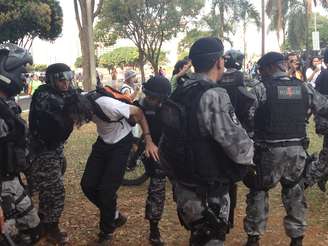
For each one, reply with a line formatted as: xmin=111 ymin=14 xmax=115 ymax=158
xmin=24 ymin=113 xmax=327 ymax=246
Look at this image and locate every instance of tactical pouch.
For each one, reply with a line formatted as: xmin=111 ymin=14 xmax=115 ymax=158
xmin=2 ymin=195 xmax=16 ymax=220
xmin=315 ymin=114 xmax=328 ymax=135
xmin=4 ymin=142 xmax=15 ymax=174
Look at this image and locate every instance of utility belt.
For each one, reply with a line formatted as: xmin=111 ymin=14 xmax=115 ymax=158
xmin=2 ymin=189 xmax=34 ymax=220
xmin=0 ymin=141 xmax=27 ymax=175
xmin=255 ymin=139 xmax=307 ymax=149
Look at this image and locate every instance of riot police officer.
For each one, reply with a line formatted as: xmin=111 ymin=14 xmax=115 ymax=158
xmin=138 ymin=76 xmax=171 ymax=245
xmin=0 ymin=44 xmax=41 ymax=244
xmin=159 ymin=37 xmax=254 ymax=246
xmin=243 ymin=52 xmax=328 ymax=246
xmin=218 ymin=50 xmax=257 ymax=231
xmin=27 ymin=63 xmax=76 ymax=244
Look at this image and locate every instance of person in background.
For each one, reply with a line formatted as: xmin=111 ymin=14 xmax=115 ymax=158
xmin=306 ymin=56 xmax=322 ymax=87
xmin=28 ymin=74 xmax=43 ymax=95
xmin=170 ymin=59 xmax=192 ymax=91
xmin=120 ymin=70 xmax=140 ymax=101
xmin=287 ymin=53 xmax=304 ymax=81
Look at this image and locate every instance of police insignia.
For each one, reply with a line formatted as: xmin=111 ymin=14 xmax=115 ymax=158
xmin=229 ymin=111 xmax=239 ymax=125
xmin=277 ymin=86 xmax=302 ymax=99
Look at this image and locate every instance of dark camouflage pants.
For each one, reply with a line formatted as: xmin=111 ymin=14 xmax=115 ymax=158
xmin=144 ymin=158 xmax=166 ymax=221
xmin=304 ymin=135 xmax=328 ymax=186
xmin=244 ymin=145 xmax=307 ymax=239
xmin=27 ymin=147 xmax=66 ymax=223
xmin=2 ymin=177 xmax=40 ymax=232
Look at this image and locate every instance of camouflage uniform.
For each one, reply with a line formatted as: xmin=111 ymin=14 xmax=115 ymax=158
xmin=139 ymin=99 xmax=167 ymax=222
xmin=27 ymin=84 xmax=73 ymax=224
xmin=160 ymin=73 xmax=254 ymax=245
xmin=244 ymin=72 xmax=328 ymax=240
xmin=0 ymin=97 xmax=40 ymax=238
xmin=144 ymin=159 xmax=166 ymax=221
xmin=27 ymin=146 xmax=66 ymax=223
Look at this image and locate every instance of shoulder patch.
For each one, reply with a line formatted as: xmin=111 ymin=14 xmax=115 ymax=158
xmin=229 ymin=110 xmax=240 ymax=125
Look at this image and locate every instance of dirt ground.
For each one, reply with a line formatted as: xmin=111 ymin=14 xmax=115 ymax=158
xmin=35 ymin=123 xmax=328 ymax=246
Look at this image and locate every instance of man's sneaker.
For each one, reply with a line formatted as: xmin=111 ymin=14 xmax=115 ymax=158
xmin=44 ymin=222 xmax=69 ymax=245
xmin=245 ymin=235 xmax=260 ymax=246
xmin=290 ymin=236 xmax=303 ymax=246
xmin=113 ymin=213 xmax=127 ymax=229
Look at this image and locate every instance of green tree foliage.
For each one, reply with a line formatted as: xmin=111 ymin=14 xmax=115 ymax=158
xmin=74 ymin=56 xmax=99 ymax=68
xmin=98 ymin=0 xmax=204 ymax=80
xmin=94 ymin=21 xmax=118 ymax=48
xmin=31 ymin=64 xmax=48 ymax=72
xmin=75 ymin=57 xmax=83 ymax=68
xmin=0 ymin=0 xmax=63 ymax=49
xmin=198 ymin=0 xmax=258 ymax=45
xmin=309 ymin=15 xmax=328 ymax=48
xmin=99 ymin=47 xmax=140 ymax=71
xmin=178 ymin=29 xmax=211 ymax=56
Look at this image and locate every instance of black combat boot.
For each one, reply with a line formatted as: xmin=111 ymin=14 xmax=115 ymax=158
xmin=18 ymin=224 xmax=43 ymax=245
xmin=96 ymin=231 xmax=113 ymax=246
xmin=44 ymin=222 xmax=69 ymax=245
xmin=149 ymin=220 xmax=164 ymax=246
xmin=318 ymin=177 xmax=328 ymax=192
xmin=245 ymin=235 xmax=260 ymax=246
xmin=290 ymin=236 xmax=303 ymax=246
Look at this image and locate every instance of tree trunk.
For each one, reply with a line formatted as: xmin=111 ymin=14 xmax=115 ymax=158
xmin=138 ymin=50 xmax=146 ymax=82
xmin=80 ymin=30 xmax=92 ymax=91
xmin=219 ymin=4 xmax=225 ymax=39
xmin=243 ymin=21 xmax=247 ymax=70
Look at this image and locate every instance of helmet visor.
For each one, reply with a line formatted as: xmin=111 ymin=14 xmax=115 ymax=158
xmin=52 ymin=71 xmax=74 ymax=81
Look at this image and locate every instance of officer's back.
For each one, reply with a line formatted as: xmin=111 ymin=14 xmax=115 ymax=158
xmin=159 ymin=37 xmax=254 ymax=246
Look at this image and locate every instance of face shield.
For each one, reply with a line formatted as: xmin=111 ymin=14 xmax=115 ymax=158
xmin=52 ymin=71 xmax=74 ymax=82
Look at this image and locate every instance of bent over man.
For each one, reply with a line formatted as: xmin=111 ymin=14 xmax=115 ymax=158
xmin=81 ymin=85 xmax=158 ymax=245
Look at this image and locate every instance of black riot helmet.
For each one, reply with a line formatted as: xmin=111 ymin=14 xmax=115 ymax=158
xmin=142 ymin=76 xmax=171 ymax=100
xmin=224 ymin=49 xmax=244 ymax=70
xmin=45 ymin=63 xmax=74 ymax=85
xmin=0 ymin=43 xmax=33 ymax=97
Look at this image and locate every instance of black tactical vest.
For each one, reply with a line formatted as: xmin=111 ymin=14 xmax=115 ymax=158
xmin=0 ymin=98 xmax=28 ymax=177
xmin=160 ymin=80 xmax=235 ymax=186
xmin=254 ymin=77 xmax=308 ymax=140
xmin=219 ymin=70 xmax=244 ymax=108
xmin=29 ymin=84 xmax=74 ymax=149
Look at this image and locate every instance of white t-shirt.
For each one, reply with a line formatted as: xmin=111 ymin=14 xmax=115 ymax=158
xmin=93 ymin=96 xmax=132 ymax=144
xmin=306 ymin=67 xmax=321 ymax=87
xmin=120 ymin=83 xmax=134 ymax=95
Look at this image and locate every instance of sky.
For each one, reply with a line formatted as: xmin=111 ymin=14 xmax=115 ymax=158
xmin=30 ymin=0 xmax=326 ymax=67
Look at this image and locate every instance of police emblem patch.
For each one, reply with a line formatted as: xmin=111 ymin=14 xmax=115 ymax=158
xmin=229 ymin=111 xmax=239 ymax=125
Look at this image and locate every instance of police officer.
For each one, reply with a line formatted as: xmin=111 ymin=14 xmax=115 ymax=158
xmin=309 ymin=48 xmax=328 ymax=191
xmin=243 ymin=52 xmax=328 ymax=246
xmin=27 ymin=63 xmax=76 ymax=244
xmin=137 ymin=76 xmax=171 ymax=245
xmin=159 ymin=37 xmax=254 ymax=246
xmin=219 ymin=50 xmax=257 ymax=231
xmin=0 ymin=44 xmax=41 ymax=244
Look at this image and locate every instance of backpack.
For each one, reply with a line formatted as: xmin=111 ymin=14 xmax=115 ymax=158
xmin=159 ymin=80 xmax=216 ymax=184
xmin=86 ymin=85 xmax=132 ymax=124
